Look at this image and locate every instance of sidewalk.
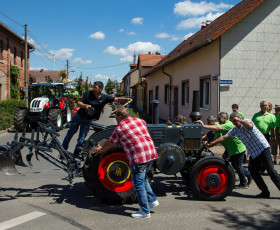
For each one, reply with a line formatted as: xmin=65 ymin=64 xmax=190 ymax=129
xmin=96 ymin=104 xmax=117 ymax=126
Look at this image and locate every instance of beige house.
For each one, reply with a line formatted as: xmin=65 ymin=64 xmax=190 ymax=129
xmin=144 ymin=0 xmax=280 ymax=122
xmin=135 ymin=54 xmax=166 ymax=112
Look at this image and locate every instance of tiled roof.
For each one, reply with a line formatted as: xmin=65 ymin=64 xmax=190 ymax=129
xmin=29 ymin=69 xmax=61 ymax=83
xmin=143 ymin=0 xmax=264 ymax=77
xmin=138 ymin=54 xmax=166 ymax=68
xmin=0 ymin=21 xmax=35 ymax=49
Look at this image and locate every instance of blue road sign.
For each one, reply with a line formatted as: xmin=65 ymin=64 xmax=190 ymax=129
xmin=219 ymin=80 xmax=233 ymax=84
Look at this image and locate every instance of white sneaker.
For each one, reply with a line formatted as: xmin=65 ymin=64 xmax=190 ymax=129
xmin=149 ymin=200 xmax=159 ymax=209
xmin=131 ymin=209 xmax=151 ymax=219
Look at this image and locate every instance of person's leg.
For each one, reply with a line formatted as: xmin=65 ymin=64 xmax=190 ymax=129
xmin=73 ymin=121 xmax=90 ymax=157
xmin=231 ymin=153 xmax=247 ymax=187
xmin=261 ymin=148 xmax=280 ymax=190
xmin=130 ymin=163 xmax=150 ymax=214
xmin=62 ymin=113 xmax=80 ymax=150
xmin=248 ymin=154 xmax=269 ymax=194
xmin=144 ymin=162 xmax=157 ymax=203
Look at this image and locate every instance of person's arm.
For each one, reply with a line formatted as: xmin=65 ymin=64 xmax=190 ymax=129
xmin=77 ymin=101 xmax=91 ymax=109
xmin=196 ymin=120 xmax=223 ymax=131
xmin=208 ymin=134 xmax=230 ymax=148
xmin=233 ymin=117 xmax=253 ymax=130
xmin=94 ymin=139 xmax=116 ymax=155
xmin=114 ymin=97 xmax=133 ymax=103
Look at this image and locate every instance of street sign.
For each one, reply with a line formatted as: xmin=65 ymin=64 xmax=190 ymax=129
xmin=219 ymin=80 xmax=233 ymax=84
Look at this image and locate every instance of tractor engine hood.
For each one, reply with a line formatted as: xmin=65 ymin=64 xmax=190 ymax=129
xmin=30 ymin=97 xmax=50 ymax=112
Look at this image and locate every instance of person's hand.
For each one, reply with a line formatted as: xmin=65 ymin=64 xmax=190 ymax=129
xmin=85 ymin=104 xmax=91 ymax=109
xmin=195 ymin=120 xmax=205 ymax=127
xmin=93 ymin=145 xmax=103 ymax=155
xmin=232 ymin=116 xmax=241 ymax=123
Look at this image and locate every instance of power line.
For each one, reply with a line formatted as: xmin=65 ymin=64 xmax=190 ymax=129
xmin=0 ymin=10 xmax=24 ymax=27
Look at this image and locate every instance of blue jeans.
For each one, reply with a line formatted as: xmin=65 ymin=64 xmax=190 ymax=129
xmin=62 ymin=113 xmax=90 ymax=157
xmin=230 ymin=151 xmax=250 ymax=186
xmin=130 ymin=162 xmax=157 ymax=214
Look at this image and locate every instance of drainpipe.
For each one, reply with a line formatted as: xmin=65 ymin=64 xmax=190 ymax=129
xmin=162 ymin=67 xmax=172 ymax=120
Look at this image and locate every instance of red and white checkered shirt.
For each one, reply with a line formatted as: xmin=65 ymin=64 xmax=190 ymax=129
xmin=109 ymin=117 xmax=158 ymax=165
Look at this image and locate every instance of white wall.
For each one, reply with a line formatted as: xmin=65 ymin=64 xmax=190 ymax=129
xmin=220 ymin=0 xmax=280 ymax=119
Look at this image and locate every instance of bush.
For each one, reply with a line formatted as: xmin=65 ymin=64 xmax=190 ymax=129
xmin=128 ymin=109 xmax=152 ymax=123
xmin=0 ymin=99 xmax=26 ymax=130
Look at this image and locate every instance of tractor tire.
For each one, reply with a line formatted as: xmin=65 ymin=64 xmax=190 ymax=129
xmin=48 ymin=109 xmax=62 ymax=128
xmin=14 ymin=109 xmax=28 ymax=131
xmin=83 ymin=147 xmax=137 ymax=204
xmin=64 ymin=105 xmax=72 ymax=127
xmin=189 ymin=156 xmax=235 ymax=201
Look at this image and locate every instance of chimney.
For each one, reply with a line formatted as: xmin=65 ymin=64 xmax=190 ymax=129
xmin=40 ymin=69 xmax=44 ymax=73
xmin=201 ymin=21 xmax=212 ymax=30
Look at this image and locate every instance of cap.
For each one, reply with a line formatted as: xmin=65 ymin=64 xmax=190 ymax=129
xmin=274 ymin=104 xmax=280 ymax=109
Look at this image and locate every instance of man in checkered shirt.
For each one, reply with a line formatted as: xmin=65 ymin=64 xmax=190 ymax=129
xmin=95 ymin=107 xmax=159 ymax=218
xmin=206 ymin=112 xmax=280 ymax=198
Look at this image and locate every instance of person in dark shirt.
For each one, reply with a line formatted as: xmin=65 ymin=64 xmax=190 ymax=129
xmin=62 ymin=81 xmax=132 ymax=158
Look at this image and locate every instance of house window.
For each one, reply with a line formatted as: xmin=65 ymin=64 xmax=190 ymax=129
xmin=164 ymin=84 xmax=170 ymax=104
xmin=182 ymin=81 xmax=189 ymax=106
xmin=14 ymin=47 xmax=17 ymax=65
xmin=200 ymin=77 xmax=210 ymax=109
xmin=155 ymin=86 xmax=159 ymax=100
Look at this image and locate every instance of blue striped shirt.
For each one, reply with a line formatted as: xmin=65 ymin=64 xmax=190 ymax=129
xmin=227 ymin=119 xmax=270 ymax=159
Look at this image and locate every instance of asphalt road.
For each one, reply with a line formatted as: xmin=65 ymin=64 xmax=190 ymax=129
xmin=0 ymin=105 xmax=280 ymax=230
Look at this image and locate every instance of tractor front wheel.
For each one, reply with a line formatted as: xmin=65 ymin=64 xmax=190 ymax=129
xmin=48 ymin=109 xmax=62 ymax=128
xmin=14 ymin=109 xmax=28 ymax=131
xmin=189 ymin=156 xmax=235 ymax=201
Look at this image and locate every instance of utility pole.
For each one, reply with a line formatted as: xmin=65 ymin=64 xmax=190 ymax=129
xmin=24 ymin=24 xmax=28 ymax=105
xmin=48 ymin=51 xmax=55 ymax=70
xmin=66 ymin=60 xmax=69 ymax=75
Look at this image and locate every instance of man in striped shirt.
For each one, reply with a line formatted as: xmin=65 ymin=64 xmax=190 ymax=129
xmin=207 ymin=112 xmax=280 ymax=198
xmin=95 ymin=107 xmax=158 ymax=218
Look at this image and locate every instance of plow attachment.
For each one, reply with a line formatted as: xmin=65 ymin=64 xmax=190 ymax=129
xmin=0 ymin=155 xmax=19 ymax=176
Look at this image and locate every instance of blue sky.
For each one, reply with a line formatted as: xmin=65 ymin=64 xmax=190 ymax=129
xmin=1 ymin=0 xmax=241 ymax=85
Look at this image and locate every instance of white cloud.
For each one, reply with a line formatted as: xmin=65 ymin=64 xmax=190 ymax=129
xmin=49 ymin=48 xmax=75 ymax=59
xmin=155 ymin=33 xmax=179 ymax=41
xmin=155 ymin=33 xmax=172 ymax=39
xmin=120 ymin=56 xmax=134 ymax=62
xmin=30 ymin=66 xmax=48 ymax=70
xmin=127 ymin=31 xmax=136 ymax=35
xmin=119 ymin=28 xmax=124 ymax=32
xmin=104 ymin=41 xmax=160 ymax=62
xmin=174 ymin=0 xmax=233 ymax=16
xmin=88 ymin=31 xmax=106 ymax=40
xmin=131 ymin=17 xmax=143 ymax=25
xmin=183 ymin=32 xmax=194 ymax=40
xmin=176 ymin=12 xmax=223 ymax=30
xmin=72 ymin=58 xmax=92 ymax=64
xmin=89 ymin=74 xmax=122 ymax=84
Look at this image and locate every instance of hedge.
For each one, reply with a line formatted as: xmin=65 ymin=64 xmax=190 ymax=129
xmin=0 ymin=99 xmax=26 ymax=130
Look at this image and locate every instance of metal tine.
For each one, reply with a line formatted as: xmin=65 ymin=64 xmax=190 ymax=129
xmin=26 ymin=128 xmax=35 ymax=167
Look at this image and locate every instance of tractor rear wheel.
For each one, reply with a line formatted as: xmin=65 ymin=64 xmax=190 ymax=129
xmin=83 ymin=147 xmax=137 ymax=204
xmin=48 ymin=109 xmax=62 ymax=128
xmin=189 ymin=156 xmax=235 ymax=201
xmin=14 ymin=109 xmax=28 ymax=131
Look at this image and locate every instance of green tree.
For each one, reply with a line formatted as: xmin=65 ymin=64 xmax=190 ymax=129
xmin=10 ymin=65 xmax=20 ymax=99
xmin=45 ymin=75 xmax=53 ymax=83
xmin=84 ymin=77 xmax=89 ymax=92
xmin=105 ymin=79 xmax=115 ymax=95
xmin=76 ymin=73 xmax=83 ymax=96
xmin=60 ymin=69 xmax=68 ymax=83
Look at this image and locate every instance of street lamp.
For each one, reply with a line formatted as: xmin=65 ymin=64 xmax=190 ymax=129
xmin=48 ymin=51 xmax=55 ymax=71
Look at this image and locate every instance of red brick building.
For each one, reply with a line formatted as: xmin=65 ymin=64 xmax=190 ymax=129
xmin=0 ymin=21 xmax=34 ymax=101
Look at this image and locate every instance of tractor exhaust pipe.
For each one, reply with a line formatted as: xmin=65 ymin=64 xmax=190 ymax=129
xmin=189 ymin=90 xmax=202 ymax=122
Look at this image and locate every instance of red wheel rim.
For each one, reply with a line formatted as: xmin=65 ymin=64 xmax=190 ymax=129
xmin=197 ymin=164 xmax=228 ymax=195
xmin=98 ymin=152 xmax=133 ymax=192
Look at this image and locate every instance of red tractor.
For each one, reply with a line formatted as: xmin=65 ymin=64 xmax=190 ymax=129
xmin=14 ymin=82 xmax=72 ymax=131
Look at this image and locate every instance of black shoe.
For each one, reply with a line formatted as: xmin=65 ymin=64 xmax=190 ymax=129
xmin=234 ymin=184 xmax=249 ymax=189
xmin=255 ymin=191 xmax=270 ymax=198
xmin=259 ymin=170 xmax=266 ymax=175
xmin=247 ymin=175 xmax=253 ymax=186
